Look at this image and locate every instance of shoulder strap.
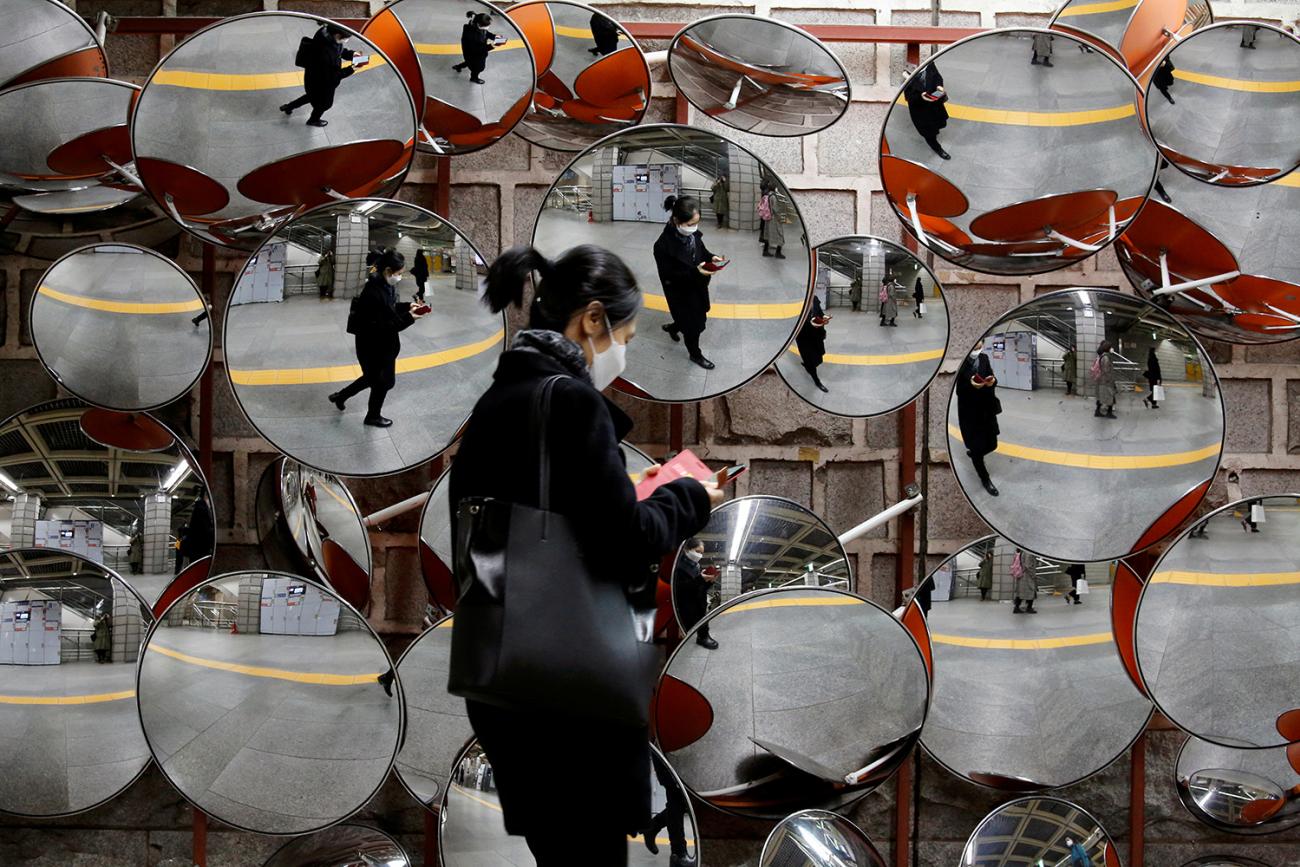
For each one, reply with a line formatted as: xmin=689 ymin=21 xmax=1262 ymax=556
xmin=529 ymin=375 xmax=569 ymax=511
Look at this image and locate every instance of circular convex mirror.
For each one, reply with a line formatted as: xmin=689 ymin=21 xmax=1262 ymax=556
xmin=419 ymin=442 xmax=655 ymax=612
xmin=775 ymin=235 xmax=948 ymax=417
xmin=947 ymin=288 xmax=1224 ymax=563
xmin=670 ymin=495 xmax=849 ymax=638
xmin=760 ymin=809 xmax=887 ymax=867
xmin=533 ymin=123 xmax=812 ymax=402
xmin=30 ymin=244 xmax=211 ymax=410
xmin=0 ymin=77 xmax=179 ymax=261
xmin=656 ymin=586 xmax=928 ymax=819
xmin=439 ymin=737 xmax=700 ymax=866
xmin=1115 ymin=160 xmax=1300 ymax=345
xmin=255 ymin=456 xmax=372 ymax=612
xmin=392 ymin=614 xmax=473 ymax=810
xmin=262 ymin=823 xmax=409 ymax=867
xmin=1176 ymin=734 xmax=1300 ymax=834
xmin=223 ymin=198 xmax=502 ymax=477
xmin=0 ymin=0 xmax=107 ymax=90
xmin=0 ymin=399 xmax=213 ymax=609
xmin=504 ymin=0 xmax=651 ymax=152
xmin=0 ymin=549 xmax=153 ymax=817
xmin=1180 ymin=859 xmax=1274 ymax=867
xmin=1136 ymin=494 xmax=1300 ymax=749
xmin=1050 ymin=0 xmax=1213 ymax=76
xmin=1144 ymin=23 xmax=1300 ymax=187
xmin=964 ymin=797 xmax=1120 ymax=867
xmin=366 ymin=0 xmax=536 ymax=156
xmin=137 ymin=570 xmax=402 ymax=834
xmin=667 ymin=14 xmax=850 ymax=138
xmin=880 ymin=29 xmax=1156 ymax=276
xmin=917 ymin=536 xmax=1152 ymax=791
xmin=131 ymin=12 xmax=418 ymax=251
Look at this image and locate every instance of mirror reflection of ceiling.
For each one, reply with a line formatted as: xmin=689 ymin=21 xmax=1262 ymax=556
xmin=506 ymin=0 xmax=651 ymax=152
xmin=0 ymin=0 xmax=107 ymax=90
xmin=947 ymin=290 xmax=1223 ymax=563
xmin=0 ymin=550 xmax=153 ymax=817
xmin=138 ymin=571 xmax=401 ymax=834
xmin=261 ymin=823 xmax=410 ymax=867
xmin=1146 ymin=23 xmax=1300 ymax=187
xmin=223 ymin=199 xmax=501 ymax=477
xmin=1116 ymin=163 xmax=1300 ymax=344
xmin=1176 ymin=734 xmax=1300 ymax=834
xmin=132 ymin=13 xmax=417 ymax=251
xmin=669 ymin=15 xmax=850 ymax=137
xmin=776 ymin=235 xmax=949 ymax=417
xmin=920 ymin=536 xmax=1152 ymax=790
xmin=31 ymin=244 xmax=211 ymax=411
xmin=881 ymin=29 xmax=1155 ymax=276
xmin=759 ymin=809 xmax=887 ymax=867
xmin=1136 ymin=495 xmax=1300 ymax=749
xmin=393 ymin=615 xmax=472 ymax=810
xmin=964 ymin=798 xmax=1112 ymax=867
xmin=1050 ymin=0 xmax=1213 ymax=76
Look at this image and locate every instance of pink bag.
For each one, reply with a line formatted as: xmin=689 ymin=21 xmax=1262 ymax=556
xmin=1089 ymin=356 xmax=1102 ymax=381
xmin=1010 ymin=551 xmax=1024 ymax=578
xmin=757 ymin=194 xmax=772 ymax=221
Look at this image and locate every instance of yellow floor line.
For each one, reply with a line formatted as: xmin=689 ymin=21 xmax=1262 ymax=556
xmin=152 ymin=58 xmax=385 ymax=91
xmin=1276 ymin=173 xmax=1300 ymax=188
xmin=1173 ymin=68 xmax=1300 ymax=94
xmin=1150 ymin=570 xmax=1300 ymax=587
xmin=948 ymin=425 xmax=1220 ymax=470
xmin=643 ymin=293 xmax=802 ymax=321
xmin=718 ymin=596 xmax=865 ymax=617
xmin=931 ymin=631 xmax=1112 ymax=650
xmin=450 ymin=784 xmax=694 ymax=846
xmin=228 ymin=328 xmax=503 ymax=386
xmin=788 ymin=345 xmax=946 ymax=365
xmin=415 ymin=39 xmax=527 ymax=55
xmin=1056 ymin=0 xmax=1139 ymax=17
xmin=148 ymin=642 xmax=382 ymax=685
xmin=897 ymin=95 xmax=1135 ymax=127
xmin=39 ymin=284 xmax=203 ymax=315
xmin=316 ymin=480 xmax=357 ymax=514
xmin=0 ymin=689 xmax=135 ymax=705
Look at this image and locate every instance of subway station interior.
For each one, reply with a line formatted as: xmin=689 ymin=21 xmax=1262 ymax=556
xmin=0 ymin=1 xmax=1298 ymax=866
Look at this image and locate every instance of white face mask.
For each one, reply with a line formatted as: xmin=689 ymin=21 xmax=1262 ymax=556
xmin=685 ymin=549 xmax=703 ymax=562
xmin=587 ymin=313 xmax=627 ymax=391
xmin=677 ymin=223 xmax=697 ymax=236
xmin=385 ymin=273 xmax=402 ymax=287
xmin=969 ymin=346 xmax=983 ymax=358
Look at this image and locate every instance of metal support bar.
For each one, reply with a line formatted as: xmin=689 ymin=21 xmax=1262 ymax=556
xmin=837 ymin=493 xmax=924 ymax=548
xmin=192 ymin=807 xmax=208 ymax=867
xmin=906 ymin=194 xmax=930 ymax=247
xmin=198 ymin=245 xmax=215 ymax=484
xmin=364 ymin=491 xmax=431 ymax=527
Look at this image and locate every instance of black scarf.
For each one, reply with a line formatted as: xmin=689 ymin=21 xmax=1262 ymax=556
xmin=510 ymin=329 xmax=592 ymax=384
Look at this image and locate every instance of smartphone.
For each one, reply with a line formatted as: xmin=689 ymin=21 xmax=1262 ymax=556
xmin=715 ymin=465 xmax=747 ymax=486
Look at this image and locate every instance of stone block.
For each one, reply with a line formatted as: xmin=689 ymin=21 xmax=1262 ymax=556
xmin=1245 ymin=338 xmax=1300 ymax=365
xmin=748 ymin=459 xmax=812 ymax=508
xmin=611 ymin=391 xmax=698 ymax=448
xmin=1240 ymin=468 xmax=1300 ymax=497
xmin=869 ymin=190 xmax=905 ymax=245
xmin=0 ymin=360 xmax=58 ymax=421
xmin=1219 ymin=377 xmax=1270 ymax=453
xmin=816 ymin=101 xmax=889 ymax=178
xmin=349 ymin=464 xmax=436 ymax=536
xmin=923 ymin=461 xmax=991 ymax=541
xmin=592 ymin=4 xmax=754 ymax=22
xmin=279 ymin=0 xmax=371 ymax=16
xmin=212 ymin=364 xmax=261 ymax=440
xmin=449 ymin=184 xmax=502 ymax=257
xmin=693 ymin=113 xmax=803 ymax=176
xmin=824 ymin=460 xmax=885 ymax=537
xmin=943 ymin=283 xmax=1021 ymax=363
xmin=927 ymin=372 xmax=954 ymax=446
xmin=211 ymin=543 xmax=264 ymax=576
xmin=512 ymin=184 xmax=551 ymax=248
xmin=796 ymin=189 xmax=857 ymax=246
xmin=382 ymin=544 xmax=426 ymax=626
xmin=888 ymin=10 xmax=982 ymax=86
xmin=19 ymin=268 xmax=42 ymax=346
xmin=149 ymin=827 xmax=282 ymax=866
xmin=453 ymin=129 xmax=532 ymax=173
xmin=177 ymin=0 xmax=258 ymax=13
xmin=1200 ymin=336 xmax=1233 ymax=366
xmin=0 ymin=828 xmax=149 ymax=866
xmin=718 ymin=370 xmax=853 ymax=445
xmin=772 ymin=7 xmax=878 ymax=87
xmin=868 ymin=412 xmax=899 ymax=448
xmin=208 ymin=450 xmax=235 ymax=532
xmin=644 ymin=95 xmax=678 ymax=125
xmin=994 ymin=12 xmax=1054 ymax=28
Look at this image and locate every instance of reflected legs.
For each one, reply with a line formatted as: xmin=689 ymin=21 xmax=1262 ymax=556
xmin=526 ymin=828 xmax=627 ymax=867
xmin=682 ymin=330 xmax=714 ymax=370
xmin=803 ymin=361 xmax=828 ymax=393
xmin=331 ymin=375 xmax=393 ymax=425
xmin=968 ymin=449 xmax=998 ymax=497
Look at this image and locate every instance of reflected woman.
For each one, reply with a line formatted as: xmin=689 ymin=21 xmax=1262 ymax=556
xmin=1094 ymin=340 xmax=1117 ymax=419
xmin=903 ymin=62 xmax=949 ymax=159
xmin=453 ymin=12 xmax=497 ymax=85
xmin=448 ymin=244 xmax=721 ymax=866
xmin=590 ymin=13 xmax=621 ymax=56
xmin=655 ymin=195 xmax=726 ymax=371
xmin=795 ymin=296 xmax=829 ymax=393
xmin=956 ymin=339 xmax=1000 ymax=497
xmin=758 ymin=182 xmax=786 ymax=259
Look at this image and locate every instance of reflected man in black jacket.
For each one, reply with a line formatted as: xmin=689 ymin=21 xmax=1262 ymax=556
xmin=329 ymin=249 xmax=427 ymax=427
xmin=673 ymin=538 xmax=717 ymax=650
xmin=281 ymin=24 xmax=359 ymax=127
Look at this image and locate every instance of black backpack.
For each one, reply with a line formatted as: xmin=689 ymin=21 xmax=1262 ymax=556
xmin=346 ymin=295 xmax=363 ymax=335
xmin=294 ymin=36 xmax=314 ymax=69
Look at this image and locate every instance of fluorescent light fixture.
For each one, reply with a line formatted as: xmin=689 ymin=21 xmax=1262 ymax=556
xmin=1074 ymin=290 xmax=1091 ymax=306
xmin=0 ymin=470 xmax=20 ymax=493
xmin=728 ymin=498 xmax=753 ymax=563
xmin=161 ymin=459 xmax=191 ymax=493
xmin=355 ymin=200 xmax=384 ymax=215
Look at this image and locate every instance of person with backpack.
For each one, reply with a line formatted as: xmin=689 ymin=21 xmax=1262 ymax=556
xmin=1142 ymin=347 xmax=1162 ymax=409
xmin=878 ymin=276 xmax=898 ymax=326
xmin=1092 ymin=340 xmax=1117 ymax=419
xmin=1011 ymin=547 xmax=1037 ymax=614
xmin=956 ymin=338 xmax=1001 ymax=497
xmin=757 ymin=182 xmax=785 ymax=259
xmin=281 ymin=24 xmax=363 ymax=127
xmin=452 ymin=12 xmax=497 ymax=85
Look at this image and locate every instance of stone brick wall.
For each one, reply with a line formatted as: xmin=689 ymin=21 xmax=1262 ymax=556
xmin=2 ymin=0 xmax=1299 ymax=865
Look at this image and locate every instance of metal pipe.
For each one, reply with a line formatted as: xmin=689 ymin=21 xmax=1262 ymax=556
xmin=198 ymin=245 xmax=215 ymax=483
xmin=838 ymin=492 xmax=923 ymax=548
xmin=1150 ymin=270 xmax=1241 ymax=295
xmin=363 ymin=491 xmax=431 ymax=527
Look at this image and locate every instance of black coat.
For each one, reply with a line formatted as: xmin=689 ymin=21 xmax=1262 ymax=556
xmin=654 ymin=222 xmax=714 ymax=336
xmin=904 ymin=64 xmax=947 ymax=138
xmin=672 ymin=554 xmax=710 ymax=631
xmin=1154 ymin=58 xmax=1175 ymax=90
xmin=956 ymin=352 xmax=1000 ymax=458
xmin=351 ymin=275 xmax=415 ymax=388
xmin=1144 ymin=353 xmax=1162 ymax=386
xmin=179 ymin=497 xmax=213 ymax=560
xmin=460 ymin=22 xmax=496 ymax=71
xmin=449 ymin=343 xmax=711 ymax=838
xmin=591 ymin=13 xmax=621 ymax=55
xmin=795 ymin=296 xmax=827 ymax=368
xmin=303 ymin=26 xmax=355 ymax=102
xmin=914 ymin=278 xmax=925 ymax=304
xmin=411 ymin=252 xmax=429 ymax=283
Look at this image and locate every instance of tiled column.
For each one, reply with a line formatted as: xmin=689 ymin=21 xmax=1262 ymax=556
xmin=335 ymin=212 xmax=370 ymax=297
xmin=9 ymin=492 xmax=40 ymax=548
xmin=455 ymin=235 xmax=479 ymax=294
xmin=142 ymin=494 xmax=173 ymax=575
xmin=1074 ymin=307 xmax=1106 ymax=399
xmin=726 ymin=143 xmax=760 ymax=232
xmin=591 ymin=145 xmax=616 ymax=222
xmin=238 ymin=574 xmax=263 ymax=634
xmin=720 ymin=562 xmax=743 ymax=605
xmin=111 ymin=579 xmax=145 ymax=664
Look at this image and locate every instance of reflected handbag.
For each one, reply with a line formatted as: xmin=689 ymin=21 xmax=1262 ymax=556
xmin=1251 ymin=503 xmax=1266 ymax=524
xmin=1076 ymin=578 xmax=1090 ymax=595
xmin=294 ymin=36 xmax=314 ymax=68
xmin=447 ymin=374 xmax=661 ymax=726
xmin=1152 ymin=384 xmax=1166 ymax=402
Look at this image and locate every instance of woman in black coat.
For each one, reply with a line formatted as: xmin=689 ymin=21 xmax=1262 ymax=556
xmin=411 ymin=248 xmax=430 ymax=303
xmin=280 ymin=24 xmax=357 ymax=127
xmin=329 ymin=250 xmax=426 ymax=427
xmin=590 ymin=12 xmax=621 ymax=56
xmin=448 ymin=244 xmax=720 ymax=866
xmin=913 ymin=277 xmax=926 ymax=318
xmin=903 ymin=62 xmax=949 ymax=159
xmin=795 ymin=295 xmax=829 ymax=393
xmin=453 ymin=12 xmax=496 ymax=84
xmin=654 ymin=195 xmax=725 ymax=371
xmin=1143 ymin=347 xmax=1163 ymax=409
xmin=956 ymin=338 xmax=1001 ymax=497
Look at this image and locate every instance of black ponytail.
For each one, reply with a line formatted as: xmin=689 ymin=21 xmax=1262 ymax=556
xmin=664 ymin=195 xmax=699 ymax=224
xmin=376 ymin=249 xmax=405 ymax=274
xmin=484 ymin=244 xmax=640 ymax=331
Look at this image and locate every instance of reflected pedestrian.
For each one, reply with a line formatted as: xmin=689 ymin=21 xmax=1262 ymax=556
xmin=912 ymin=276 xmax=925 ymax=318
xmin=281 ymin=24 xmax=364 ymax=127
xmin=977 ymin=548 xmax=993 ymax=600
xmin=1011 ymin=548 xmax=1038 ymax=614
xmin=673 ymin=538 xmax=717 ymax=650
xmin=1142 ymin=347 xmax=1162 ymax=409
xmin=1092 ymin=340 xmax=1117 ymax=419
xmin=956 ymin=339 xmax=1001 ymax=497
xmin=878 ymin=276 xmax=897 ymax=326
xmin=316 ymin=249 xmax=335 ymax=300
xmin=1030 ymin=33 xmax=1054 ymax=66
xmin=590 ymin=13 xmax=621 ymax=56
xmin=1062 ymin=344 xmax=1077 ymax=395
xmin=1066 ymin=562 xmax=1085 ymax=604
xmin=1154 ymin=57 xmax=1176 ymax=104
xmin=709 ymin=175 xmax=729 ymax=228
xmin=903 ymin=62 xmax=949 ymax=159
xmin=642 ymin=752 xmax=692 ymax=867
xmin=795 ymin=296 xmax=830 ymax=393
xmin=655 ymin=195 xmax=725 ymax=371
xmin=758 ymin=182 xmax=785 ymax=259
xmin=453 ymin=12 xmax=497 ymax=85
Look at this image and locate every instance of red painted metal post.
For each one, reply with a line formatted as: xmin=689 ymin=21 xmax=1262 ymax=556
xmin=424 ymin=808 xmax=438 ymax=866
xmin=435 ymin=156 xmax=451 ymax=218
xmin=192 ymin=807 xmax=208 ymax=867
xmin=198 ymin=244 xmax=215 ymax=482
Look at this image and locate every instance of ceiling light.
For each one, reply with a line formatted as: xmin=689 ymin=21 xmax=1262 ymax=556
xmin=161 ymin=459 xmax=190 ymax=493
xmin=728 ymin=499 xmax=753 ymax=564
xmin=0 ymin=470 xmax=20 ymax=493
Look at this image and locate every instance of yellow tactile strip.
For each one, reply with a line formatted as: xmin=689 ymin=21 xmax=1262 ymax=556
xmin=1173 ymin=69 xmax=1300 ymax=94
xmin=0 ymin=689 xmax=135 ymax=705
xmin=39 ymin=285 xmax=204 ymax=315
xmin=789 ymin=345 xmax=946 ymax=365
xmin=897 ymin=96 xmax=1136 ymax=127
xmin=931 ymin=631 xmax=1113 ymax=650
xmin=148 ymin=642 xmax=382 ymax=685
xmin=1150 ymin=570 xmax=1300 ymax=587
xmin=642 ymin=292 xmax=803 ymax=320
xmin=948 ymin=425 xmax=1221 ymax=470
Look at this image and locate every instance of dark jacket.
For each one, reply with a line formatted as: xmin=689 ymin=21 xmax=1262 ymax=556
xmin=460 ymin=22 xmax=497 ymax=69
xmin=672 ymin=554 xmax=710 ymax=631
xmin=1145 ymin=352 xmax=1162 ymax=385
xmin=795 ymin=296 xmax=827 ymax=368
xmin=653 ymin=222 xmax=714 ymax=336
xmin=448 ymin=335 xmax=711 ymax=838
xmin=956 ymin=352 xmax=1000 ymax=458
xmin=1154 ymin=58 xmax=1175 ymax=91
xmin=303 ymin=26 xmax=355 ymax=99
xmin=351 ymin=274 xmax=415 ymax=387
xmin=590 ymin=13 xmax=621 ymax=55
xmin=179 ymin=497 xmax=213 ymax=560
xmin=913 ymin=278 xmax=925 ymax=304
xmin=903 ymin=63 xmax=947 ymax=138
xmin=411 ymin=252 xmax=429 ymax=283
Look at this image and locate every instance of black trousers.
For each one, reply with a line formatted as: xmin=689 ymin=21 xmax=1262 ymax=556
xmin=414 ymin=277 xmax=427 ymax=300
xmin=968 ymin=449 xmax=993 ymax=484
xmin=923 ymin=132 xmax=944 ymax=154
xmin=651 ymin=798 xmax=689 ymax=856
xmin=683 ymin=329 xmax=704 ymax=359
xmin=336 ymin=368 xmax=392 ymax=419
xmin=526 ymin=828 xmax=627 ymax=866
xmin=284 ymin=84 xmax=337 ymax=121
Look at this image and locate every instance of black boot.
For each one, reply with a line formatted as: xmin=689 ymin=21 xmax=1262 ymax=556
xmin=642 ymin=813 xmax=664 ymax=854
xmin=377 ymin=669 xmax=395 ymax=697
xmin=762 ymin=242 xmax=772 ymax=257
xmin=1013 ymin=603 xmax=1022 ymax=614
xmin=774 ymin=246 xmax=785 ymax=259
xmin=981 ymin=477 xmax=999 ymax=497
xmin=364 ymin=415 xmax=393 ymax=427
xmin=328 ymin=392 xmax=347 ymax=411
xmin=1105 ymin=408 xmax=1117 ymax=419
xmin=1025 ymin=604 xmax=1038 ymax=613
xmin=697 ymin=636 xmax=719 ymax=649
xmin=1094 ymin=402 xmax=1103 ymax=417
xmin=690 ymin=355 xmax=715 ymax=370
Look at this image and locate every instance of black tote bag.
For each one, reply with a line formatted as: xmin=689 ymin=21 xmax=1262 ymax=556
xmin=447 ymin=374 xmax=661 ymax=726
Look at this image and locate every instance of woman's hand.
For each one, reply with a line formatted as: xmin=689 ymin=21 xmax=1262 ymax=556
xmin=696 ymin=262 xmax=713 ymax=275
xmin=712 ymin=255 xmax=725 ymax=264
xmin=642 ymin=464 xmax=661 ymax=478
xmin=700 ymin=479 xmax=726 ymax=509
